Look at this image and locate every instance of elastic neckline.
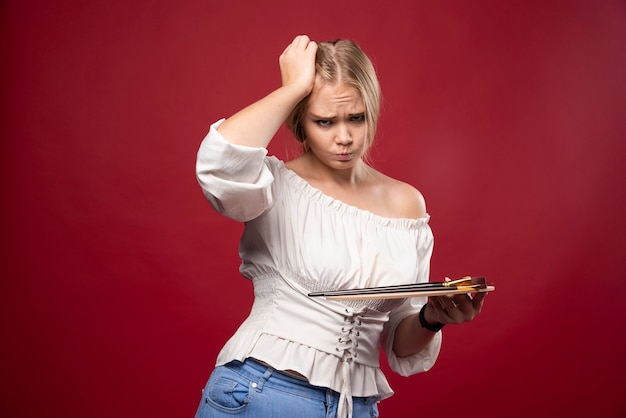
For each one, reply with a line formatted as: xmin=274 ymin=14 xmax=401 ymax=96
xmin=270 ymin=156 xmax=431 ymax=229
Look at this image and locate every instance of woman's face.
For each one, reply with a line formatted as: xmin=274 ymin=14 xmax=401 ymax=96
xmin=302 ymin=81 xmax=367 ymax=170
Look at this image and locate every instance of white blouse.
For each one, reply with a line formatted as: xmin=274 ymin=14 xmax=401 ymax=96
xmin=196 ymin=119 xmax=442 ymax=417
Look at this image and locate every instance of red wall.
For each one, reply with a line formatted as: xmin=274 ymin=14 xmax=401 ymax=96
xmin=2 ymin=1 xmax=626 ymax=417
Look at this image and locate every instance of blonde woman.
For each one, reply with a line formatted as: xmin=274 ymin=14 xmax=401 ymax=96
xmin=194 ymin=35 xmax=486 ymax=418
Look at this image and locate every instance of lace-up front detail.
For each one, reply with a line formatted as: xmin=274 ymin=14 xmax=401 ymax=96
xmin=337 ymin=306 xmax=368 ymax=418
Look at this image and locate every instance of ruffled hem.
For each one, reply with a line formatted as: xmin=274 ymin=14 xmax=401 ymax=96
xmin=245 ymin=333 xmax=395 ymax=400
xmin=270 ymin=157 xmax=430 ymax=230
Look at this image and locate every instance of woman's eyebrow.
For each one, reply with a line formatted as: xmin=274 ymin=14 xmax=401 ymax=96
xmin=309 ymin=111 xmax=365 ymax=119
xmin=309 ymin=112 xmax=336 ymax=119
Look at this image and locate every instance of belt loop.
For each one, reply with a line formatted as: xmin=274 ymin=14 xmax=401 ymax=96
xmin=253 ymin=364 xmax=274 ymax=392
xmin=325 ymin=389 xmax=335 ymax=418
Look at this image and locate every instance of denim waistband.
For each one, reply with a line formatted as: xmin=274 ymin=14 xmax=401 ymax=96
xmin=213 ymin=357 xmax=378 ymax=418
xmin=225 ymin=358 xmax=330 ymax=398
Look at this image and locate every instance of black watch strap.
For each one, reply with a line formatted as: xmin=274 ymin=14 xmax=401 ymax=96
xmin=418 ymin=302 xmax=445 ymax=332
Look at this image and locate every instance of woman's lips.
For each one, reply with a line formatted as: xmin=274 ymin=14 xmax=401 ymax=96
xmin=337 ymin=153 xmax=352 ymax=161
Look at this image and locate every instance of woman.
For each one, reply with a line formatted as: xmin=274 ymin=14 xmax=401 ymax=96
xmin=195 ymin=35 xmax=486 ymax=418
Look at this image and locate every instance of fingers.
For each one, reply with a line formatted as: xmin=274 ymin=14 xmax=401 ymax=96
xmin=279 ymin=35 xmax=317 ymax=96
xmin=293 ymin=34 xmax=312 ymax=47
xmin=432 ymin=295 xmax=457 ymax=311
xmin=429 ymin=296 xmax=462 ymax=323
xmin=305 ymin=39 xmax=318 ymax=56
xmin=472 ymin=291 xmax=487 ymax=313
xmin=429 ymin=292 xmax=485 ymax=325
xmin=284 ymin=35 xmax=316 ymax=56
xmin=441 ymin=297 xmax=467 ymax=323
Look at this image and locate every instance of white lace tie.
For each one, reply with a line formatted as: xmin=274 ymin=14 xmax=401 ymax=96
xmin=336 ymin=306 xmax=367 ymax=418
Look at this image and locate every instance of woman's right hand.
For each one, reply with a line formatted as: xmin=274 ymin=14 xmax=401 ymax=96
xmin=215 ymin=35 xmax=318 ymax=148
xmin=279 ymin=35 xmax=318 ymax=99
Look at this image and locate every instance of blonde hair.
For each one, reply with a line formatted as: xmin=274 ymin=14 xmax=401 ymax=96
xmin=286 ymin=39 xmax=381 ymax=151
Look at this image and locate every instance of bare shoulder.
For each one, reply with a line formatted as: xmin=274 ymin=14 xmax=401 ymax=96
xmin=376 ymin=172 xmax=427 ymax=219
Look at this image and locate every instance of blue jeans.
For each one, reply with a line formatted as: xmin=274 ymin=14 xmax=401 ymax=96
xmin=195 ymin=358 xmax=380 ymax=418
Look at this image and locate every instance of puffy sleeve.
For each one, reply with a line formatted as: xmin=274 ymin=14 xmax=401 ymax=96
xmin=379 ymin=224 xmax=442 ymax=376
xmin=380 ymin=298 xmax=442 ymax=376
xmin=196 ymin=119 xmax=275 ymax=222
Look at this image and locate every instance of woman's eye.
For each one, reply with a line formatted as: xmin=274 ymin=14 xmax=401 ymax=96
xmin=315 ymin=120 xmax=332 ymax=127
xmin=350 ymin=114 xmax=365 ymax=122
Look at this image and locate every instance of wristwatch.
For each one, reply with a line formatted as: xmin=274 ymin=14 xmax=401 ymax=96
xmin=418 ymin=302 xmax=445 ymax=332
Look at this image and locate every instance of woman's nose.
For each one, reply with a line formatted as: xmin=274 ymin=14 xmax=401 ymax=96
xmin=335 ymin=123 xmax=352 ymax=144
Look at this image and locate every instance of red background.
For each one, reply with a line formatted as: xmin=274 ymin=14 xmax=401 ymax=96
xmin=2 ymin=1 xmax=626 ymax=417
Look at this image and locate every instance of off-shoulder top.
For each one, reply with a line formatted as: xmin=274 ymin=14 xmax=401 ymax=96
xmin=196 ymin=119 xmax=442 ymax=417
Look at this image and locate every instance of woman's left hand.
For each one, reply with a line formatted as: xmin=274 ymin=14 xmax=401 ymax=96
xmin=424 ymin=289 xmax=487 ymax=325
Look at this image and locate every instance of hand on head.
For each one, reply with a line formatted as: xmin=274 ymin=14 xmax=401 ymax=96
xmin=279 ymin=35 xmax=318 ymax=99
